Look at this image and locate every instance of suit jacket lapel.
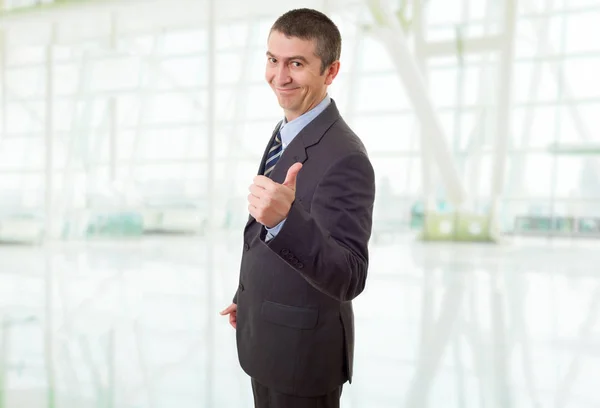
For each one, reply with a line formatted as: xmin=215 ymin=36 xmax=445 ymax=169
xmin=269 ymin=100 xmax=341 ymax=184
xmin=245 ymin=100 xmax=342 ymax=230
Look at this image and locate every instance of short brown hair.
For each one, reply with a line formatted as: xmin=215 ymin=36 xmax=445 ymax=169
xmin=270 ymin=8 xmax=342 ymax=74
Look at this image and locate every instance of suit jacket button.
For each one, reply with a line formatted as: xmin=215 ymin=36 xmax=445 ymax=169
xmin=244 ymin=243 xmax=249 ymax=251
xmin=281 ymin=249 xmax=290 ymax=255
xmin=297 ymin=263 xmax=303 ymax=269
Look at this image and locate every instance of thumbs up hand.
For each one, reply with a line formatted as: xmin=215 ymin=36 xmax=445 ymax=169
xmin=282 ymin=162 xmax=302 ymax=191
xmin=248 ymin=163 xmax=303 ymax=228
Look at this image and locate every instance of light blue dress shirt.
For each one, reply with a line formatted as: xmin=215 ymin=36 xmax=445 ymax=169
xmin=265 ymin=95 xmax=331 ymax=241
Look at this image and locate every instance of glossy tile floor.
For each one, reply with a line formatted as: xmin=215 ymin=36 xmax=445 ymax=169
xmin=0 ymin=232 xmax=599 ymax=407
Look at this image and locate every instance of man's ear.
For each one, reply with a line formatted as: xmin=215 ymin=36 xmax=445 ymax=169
xmin=324 ymin=61 xmax=341 ymax=85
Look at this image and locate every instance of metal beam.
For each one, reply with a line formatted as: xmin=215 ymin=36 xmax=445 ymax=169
xmin=548 ymin=143 xmax=600 ymax=155
xmin=421 ymin=35 xmax=504 ymax=58
xmin=0 ymin=0 xmax=131 ymax=18
xmin=506 ymin=0 xmax=555 ymax=199
xmin=367 ymin=0 xmax=467 ymax=207
xmin=521 ymin=0 xmax=600 ymax=184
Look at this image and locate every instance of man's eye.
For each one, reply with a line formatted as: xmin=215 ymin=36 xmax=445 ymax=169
xmin=291 ymin=61 xmax=302 ymax=67
xmin=268 ymin=57 xmax=277 ymax=63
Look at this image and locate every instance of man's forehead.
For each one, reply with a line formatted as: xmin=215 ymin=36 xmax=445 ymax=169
xmin=268 ymin=32 xmax=317 ymax=51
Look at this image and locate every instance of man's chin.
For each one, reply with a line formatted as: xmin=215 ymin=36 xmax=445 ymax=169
xmin=276 ymin=97 xmax=295 ymax=111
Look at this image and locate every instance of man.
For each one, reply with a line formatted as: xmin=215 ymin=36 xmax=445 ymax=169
xmin=220 ymin=8 xmax=375 ymax=408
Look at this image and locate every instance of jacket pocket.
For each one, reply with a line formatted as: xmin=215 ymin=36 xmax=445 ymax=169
xmin=261 ymin=300 xmax=318 ymax=330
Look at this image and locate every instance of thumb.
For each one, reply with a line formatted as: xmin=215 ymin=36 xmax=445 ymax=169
xmin=283 ymin=162 xmax=303 ymax=190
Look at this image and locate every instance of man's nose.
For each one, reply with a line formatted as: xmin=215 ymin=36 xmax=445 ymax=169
xmin=275 ymin=65 xmax=291 ymax=85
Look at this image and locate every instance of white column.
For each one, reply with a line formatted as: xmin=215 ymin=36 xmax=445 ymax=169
xmin=0 ymin=28 xmax=6 ymax=142
xmin=205 ymin=0 xmax=216 ymax=407
xmin=44 ymin=24 xmax=57 ymax=240
xmin=413 ymin=0 xmax=436 ymax=212
xmin=489 ymin=0 xmax=517 ymax=222
xmin=109 ymin=13 xmax=118 ymax=183
xmin=109 ymin=98 xmax=117 ymax=183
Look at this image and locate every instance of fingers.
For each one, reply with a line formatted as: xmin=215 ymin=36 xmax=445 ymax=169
xmin=220 ymin=303 xmax=236 ymax=315
xmin=253 ymin=175 xmax=276 ymax=189
xmin=249 ymin=183 xmax=265 ymax=196
xmin=248 ymin=183 xmax=269 ymax=209
xmin=247 ymin=193 xmax=261 ymax=207
xmin=248 ymin=203 xmax=258 ymax=217
xmin=221 ymin=304 xmax=237 ymax=329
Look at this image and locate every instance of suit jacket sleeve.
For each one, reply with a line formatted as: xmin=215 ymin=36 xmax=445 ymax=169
xmin=266 ymin=152 xmax=375 ymax=302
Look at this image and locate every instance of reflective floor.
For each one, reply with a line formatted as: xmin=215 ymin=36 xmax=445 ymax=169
xmin=0 ymin=233 xmax=599 ymax=407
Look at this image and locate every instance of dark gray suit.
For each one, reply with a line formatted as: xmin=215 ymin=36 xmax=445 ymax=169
xmin=233 ymin=99 xmax=375 ymax=400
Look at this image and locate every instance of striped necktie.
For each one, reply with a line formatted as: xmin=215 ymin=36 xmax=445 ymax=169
xmin=264 ymin=131 xmax=283 ymax=177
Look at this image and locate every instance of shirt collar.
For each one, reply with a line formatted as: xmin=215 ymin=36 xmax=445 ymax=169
xmin=279 ymin=95 xmax=331 ymax=148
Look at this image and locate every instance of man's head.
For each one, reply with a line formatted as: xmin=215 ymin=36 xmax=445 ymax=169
xmin=265 ymin=8 xmax=342 ymax=121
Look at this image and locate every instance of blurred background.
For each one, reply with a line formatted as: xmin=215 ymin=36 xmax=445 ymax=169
xmin=0 ymin=0 xmax=599 ymax=407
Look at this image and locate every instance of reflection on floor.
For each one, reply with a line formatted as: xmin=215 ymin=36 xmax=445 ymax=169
xmin=0 ymin=233 xmax=599 ymax=407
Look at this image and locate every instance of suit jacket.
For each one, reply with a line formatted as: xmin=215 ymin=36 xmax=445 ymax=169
xmin=233 ymin=99 xmax=375 ymax=397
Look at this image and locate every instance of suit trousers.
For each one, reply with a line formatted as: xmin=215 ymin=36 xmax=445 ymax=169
xmin=251 ymin=378 xmax=342 ymax=408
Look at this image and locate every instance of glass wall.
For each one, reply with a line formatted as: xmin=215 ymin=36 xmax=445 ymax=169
xmin=1 ymin=0 xmax=598 ymax=243
xmin=0 ymin=1 xmax=599 ymax=408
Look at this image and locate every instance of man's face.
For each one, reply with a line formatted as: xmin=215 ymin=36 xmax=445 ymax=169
xmin=265 ymin=30 xmax=339 ymax=121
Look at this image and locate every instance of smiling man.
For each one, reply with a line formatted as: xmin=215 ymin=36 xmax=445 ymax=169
xmin=220 ymin=8 xmax=375 ymax=408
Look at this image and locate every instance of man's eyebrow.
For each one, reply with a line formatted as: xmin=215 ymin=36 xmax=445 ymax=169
xmin=266 ymin=52 xmax=309 ymax=63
